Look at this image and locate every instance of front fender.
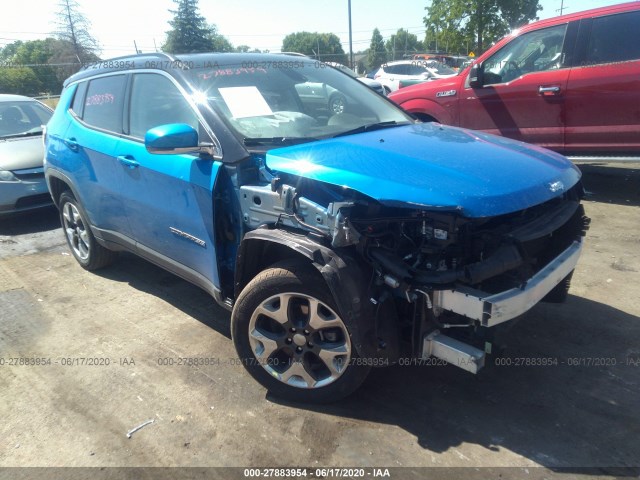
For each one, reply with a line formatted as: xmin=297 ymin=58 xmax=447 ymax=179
xmin=234 ymin=227 xmax=396 ymax=361
xmin=397 ymin=98 xmax=454 ymax=125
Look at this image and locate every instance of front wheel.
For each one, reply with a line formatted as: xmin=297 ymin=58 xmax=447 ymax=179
xmin=542 ymin=271 xmax=574 ymax=303
xmin=231 ymin=261 xmax=370 ymax=403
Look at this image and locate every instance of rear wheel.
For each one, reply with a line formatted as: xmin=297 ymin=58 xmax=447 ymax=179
xmin=231 ymin=261 xmax=370 ymax=403
xmin=59 ymin=191 xmax=118 ymax=270
xmin=328 ymin=93 xmax=347 ymax=115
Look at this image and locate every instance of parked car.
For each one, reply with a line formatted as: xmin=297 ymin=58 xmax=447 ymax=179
xmin=389 ymin=2 xmax=640 ymax=161
xmin=413 ymin=54 xmax=471 ymax=71
xmin=0 ymin=95 xmax=54 ymax=216
xmin=294 ymin=80 xmax=348 ymax=116
xmin=285 ymin=59 xmax=385 ymax=114
xmin=374 ymin=60 xmax=457 ymax=93
xmin=325 ymin=62 xmax=386 ymax=96
xmin=292 ymin=63 xmax=384 ymax=116
xmin=445 ymin=55 xmax=473 ymax=71
xmin=423 ymin=60 xmax=458 ymax=79
xmin=45 ymin=53 xmax=588 ymax=403
xmin=398 ymin=78 xmax=428 ymax=89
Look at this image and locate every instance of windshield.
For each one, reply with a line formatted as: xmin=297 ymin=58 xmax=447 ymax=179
xmin=424 ymin=61 xmax=456 ymax=76
xmin=0 ymin=101 xmax=52 ymax=139
xmin=187 ymin=58 xmax=412 ymax=145
xmin=326 ymin=63 xmax=358 ymax=78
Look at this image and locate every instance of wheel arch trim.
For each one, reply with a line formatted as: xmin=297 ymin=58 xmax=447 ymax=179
xmin=234 ymin=228 xmax=378 ymax=358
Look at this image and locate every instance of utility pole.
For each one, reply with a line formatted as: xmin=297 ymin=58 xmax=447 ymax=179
xmin=557 ymin=0 xmax=568 ymax=15
xmin=348 ymin=0 xmax=354 ymax=69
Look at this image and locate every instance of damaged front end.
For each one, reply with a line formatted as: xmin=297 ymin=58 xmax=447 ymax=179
xmin=236 ymin=163 xmax=590 ymax=374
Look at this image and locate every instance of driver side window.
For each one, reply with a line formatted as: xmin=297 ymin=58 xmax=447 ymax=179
xmin=128 ymin=73 xmax=199 ymax=139
xmin=483 ymin=24 xmax=568 ymax=85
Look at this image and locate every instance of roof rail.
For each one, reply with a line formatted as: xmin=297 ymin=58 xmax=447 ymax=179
xmin=80 ymin=52 xmax=188 ymax=71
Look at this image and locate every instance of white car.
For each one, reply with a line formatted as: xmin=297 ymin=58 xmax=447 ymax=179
xmin=325 ymin=63 xmax=386 ymax=96
xmin=374 ymin=60 xmax=457 ymax=93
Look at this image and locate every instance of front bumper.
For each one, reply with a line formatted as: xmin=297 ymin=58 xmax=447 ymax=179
xmin=0 ymin=170 xmax=52 ymax=215
xmin=433 ymin=239 xmax=583 ymax=327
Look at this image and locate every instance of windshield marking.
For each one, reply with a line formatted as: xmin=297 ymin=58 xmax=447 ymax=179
xmin=219 ymin=86 xmax=273 ymax=118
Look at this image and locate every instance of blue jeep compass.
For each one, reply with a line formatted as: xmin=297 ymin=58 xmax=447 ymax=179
xmin=44 ymin=53 xmax=589 ymax=402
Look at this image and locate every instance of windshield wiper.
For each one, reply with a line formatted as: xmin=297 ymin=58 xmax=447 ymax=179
xmin=243 ymin=136 xmax=318 ymax=147
xmin=332 ymin=121 xmax=409 ymax=138
xmin=1 ymin=131 xmax=43 ymax=140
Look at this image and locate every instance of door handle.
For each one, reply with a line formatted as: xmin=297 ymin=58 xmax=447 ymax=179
xmin=64 ymin=137 xmax=79 ymax=152
xmin=538 ymin=86 xmax=561 ymax=95
xmin=117 ymin=155 xmax=139 ymax=168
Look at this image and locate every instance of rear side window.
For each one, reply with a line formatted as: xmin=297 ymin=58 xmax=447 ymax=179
xmin=585 ymin=11 xmax=640 ymax=64
xmin=407 ymin=64 xmax=428 ymax=75
xmin=128 ymin=73 xmax=199 ymax=139
xmin=83 ymin=75 xmax=126 ymax=133
xmin=385 ymin=64 xmax=406 ymax=75
xmin=70 ymin=81 xmax=88 ymax=117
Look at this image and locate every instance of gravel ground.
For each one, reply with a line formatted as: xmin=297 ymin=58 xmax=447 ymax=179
xmin=0 ymin=163 xmax=638 ymax=479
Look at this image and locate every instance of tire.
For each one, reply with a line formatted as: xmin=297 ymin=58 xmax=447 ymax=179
xmin=231 ymin=261 xmax=371 ymax=403
xmin=414 ymin=113 xmax=437 ymax=123
xmin=328 ymin=93 xmax=347 ymax=115
xmin=58 ymin=191 xmax=118 ymax=271
xmin=542 ymin=270 xmax=574 ymax=303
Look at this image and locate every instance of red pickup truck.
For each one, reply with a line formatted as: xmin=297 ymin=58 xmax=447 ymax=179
xmin=389 ymin=2 xmax=640 ymax=162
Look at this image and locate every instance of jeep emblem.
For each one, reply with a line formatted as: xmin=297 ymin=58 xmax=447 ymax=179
xmin=548 ymin=180 xmax=565 ymax=193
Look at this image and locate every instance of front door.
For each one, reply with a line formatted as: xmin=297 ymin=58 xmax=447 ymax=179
xmin=460 ymin=23 xmax=570 ymax=150
xmin=115 ymin=72 xmax=223 ymax=287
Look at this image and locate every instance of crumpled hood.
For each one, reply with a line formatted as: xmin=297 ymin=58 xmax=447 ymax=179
xmin=0 ymin=136 xmax=45 ymax=171
xmin=265 ymin=123 xmax=581 ymax=218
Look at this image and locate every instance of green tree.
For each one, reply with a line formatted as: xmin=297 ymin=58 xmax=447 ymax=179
xmin=366 ymin=28 xmax=387 ymax=71
xmin=0 ymin=67 xmax=42 ymax=95
xmin=498 ymin=0 xmax=543 ymax=29
xmin=55 ymin=0 xmax=100 ymax=63
xmin=48 ymin=38 xmax=99 ymax=87
xmin=424 ymin=0 xmax=541 ymax=54
xmin=385 ymin=29 xmax=422 ymax=61
xmin=164 ymin=0 xmax=215 ymax=53
xmin=12 ymin=39 xmax=61 ymax=93
xmin=208 ymin=24 xmax=234 ymax=52
xmin=0 ymin=41 xmax=24 ymax=62
xmin=281 ymin=32 xmax=347 ymax=64
xmin=0 ymin=38 xmax=93 ymax=94
xmin=235 ymin=45 xmax=263 ymax=53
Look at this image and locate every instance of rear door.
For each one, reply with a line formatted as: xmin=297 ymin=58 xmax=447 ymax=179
xmin=459 ymin=23 xmax=571 ymax=150
xmin=61 ymin=75 xmax=132 ymax=238
xmin=115 ymin=72 xmax=223 ymax=287
xmin=564 ymin=10 xmax=640 ymax=154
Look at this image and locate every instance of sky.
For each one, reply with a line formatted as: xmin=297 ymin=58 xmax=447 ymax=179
xmin=0 ymin=0 xmax=631 ymax=59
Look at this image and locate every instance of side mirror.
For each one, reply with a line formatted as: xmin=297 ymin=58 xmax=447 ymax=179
xmin=145 ymin=123 xmax=214 ymax=156
xmin=468 ymin=63 xmax=484 ymax=88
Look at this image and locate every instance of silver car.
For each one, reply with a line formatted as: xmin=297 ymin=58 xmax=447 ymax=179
xmin=0 ymin=94 xmax=53 ymax=215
